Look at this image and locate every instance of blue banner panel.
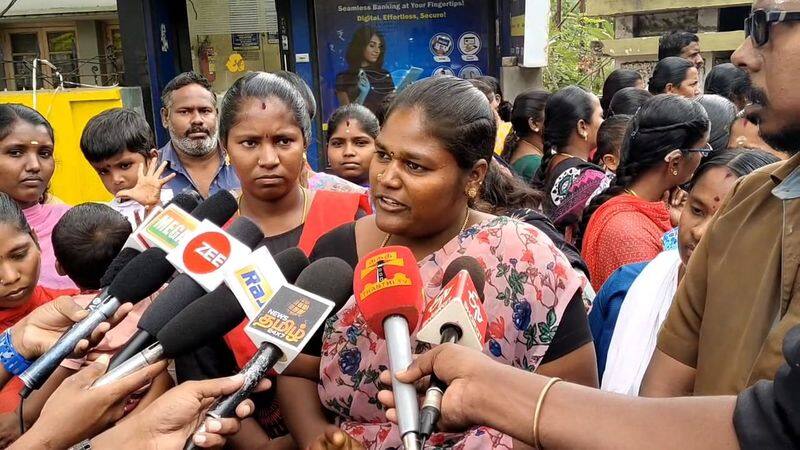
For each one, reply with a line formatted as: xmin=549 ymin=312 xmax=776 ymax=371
xmin=314 ymin=0 xmax=492 ymax=122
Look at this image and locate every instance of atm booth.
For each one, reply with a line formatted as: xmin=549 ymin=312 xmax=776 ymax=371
xmin=119 ymin=0 xmax=507 ymax=172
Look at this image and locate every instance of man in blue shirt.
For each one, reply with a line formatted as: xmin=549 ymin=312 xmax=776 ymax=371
xmin=158 ymin=72 xmax=240 ymax=198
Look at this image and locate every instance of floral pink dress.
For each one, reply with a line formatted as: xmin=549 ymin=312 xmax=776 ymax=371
xmin=319 ymin=216 xmax=585 ymax=449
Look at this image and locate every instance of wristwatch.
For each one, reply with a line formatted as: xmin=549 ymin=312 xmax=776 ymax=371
xmin=0 ymin=329 xmax=32 ymax=376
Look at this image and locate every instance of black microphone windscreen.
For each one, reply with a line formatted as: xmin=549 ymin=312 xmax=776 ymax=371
xmin=295 ymin=257 xmax=354 ymax=307
xmin=157 ymin=247 xmax=312 ymax=356
xmin=100 ymin=247 xmax=140 ymax=288
xmin=191 ymin=190 xmax=238 ymax=226
xmin=158 ymin=285 xmax=241 ymax=357
xmin=107 ymin=248 xmax=175 ymax=303
xmin=137 ymin=274 xmax=207 ymax=334
xmin=137 ymin=218 xmax=263 ymax=335
xmin=227 ymin=217 xmax=265 ymax=249
xmin=273 ymin=247 xmax=310 ymax=284
xmin=167 ymin=191 xmax=201 ymax=213
xmin=442 ymin=256 xmax=486 ymax=301
xmin=297 ymin=257 xmax=354 ymax=357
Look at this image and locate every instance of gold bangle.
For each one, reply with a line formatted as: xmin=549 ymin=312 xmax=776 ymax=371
xmin=533 ymin=377 xmax=562 ymax=449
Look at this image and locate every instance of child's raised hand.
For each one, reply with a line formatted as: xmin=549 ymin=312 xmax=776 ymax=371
xmin=116 ymin=156 xmax=175 ymax=208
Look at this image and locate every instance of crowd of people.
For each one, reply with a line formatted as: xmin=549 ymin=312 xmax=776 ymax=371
xmin=0 ymin=1 xmax=798 ymax=448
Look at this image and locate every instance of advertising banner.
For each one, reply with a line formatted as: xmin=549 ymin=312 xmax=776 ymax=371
xmin=314 ymin=0 xmax=494 ymax=121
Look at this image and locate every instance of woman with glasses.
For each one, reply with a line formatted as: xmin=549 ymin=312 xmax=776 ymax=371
xmin=580 ymin=94 xmax=710 ymax=290
xmin=598 ymin=150 xmax=778 ymax=392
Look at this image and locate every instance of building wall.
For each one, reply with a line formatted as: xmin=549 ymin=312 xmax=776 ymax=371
xmin=586 ymin=0 xmax=748 ymax=73
xmin=0 ymin=15 xmax=122 ymax=90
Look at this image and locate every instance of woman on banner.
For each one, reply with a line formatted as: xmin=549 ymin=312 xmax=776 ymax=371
xmin=280 ymin=76 xmax=597 ymax=449
xmin=335 ymin=26 xmax=396 ymax=114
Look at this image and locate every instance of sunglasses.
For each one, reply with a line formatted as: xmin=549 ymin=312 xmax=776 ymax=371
xmin=681 ymin=143 xmax=714 ymax=158
xmin=745 ymin=9 xmax=800 ymax=47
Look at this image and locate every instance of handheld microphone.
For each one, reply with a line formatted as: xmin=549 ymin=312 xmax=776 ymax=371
xmin=99 ymin=192 xmax=201 ymax=287
xmin=19 ymin=247 xmax=178 ymax=397
xmin=183 ymin=257 xmax=353 ymax=450
xmin=94 ymin=248 xmax=310 ymax=387
xmin=415 ymin=256 xmax=487 ymax=443
xmin=108 ymin=217 xmax=264 ymax=369
xmin=354 ymin=246 xmax=424 ymax=450
xmin=121 ymin=190 xmax=237 ymax=254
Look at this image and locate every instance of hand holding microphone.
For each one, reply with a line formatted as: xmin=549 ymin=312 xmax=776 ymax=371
xmin=377 ymin=344 xmax=496 ymax=434
xmin=94 ymin=247 xmax=312 ymax=387
xmin=415 ymin=256 xmax=487 ymax=443
xmin=353 ymin=246 xmax=424 ymax=450
xmin=183 ymin=257 xmax=353 ymax=450
xmin=19 ymin=355 xmax=167 ymax=450
xmin=19 ymin=191 xmax=238 ymax=397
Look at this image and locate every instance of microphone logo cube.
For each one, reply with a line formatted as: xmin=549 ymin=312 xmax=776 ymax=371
xmin=184 ymin=232 xmax=231 ymax=274
xmin=358 ymin=251 xmax=412 ymax=299
xmin=140 ymin=204 xmax=200 ymax=251
xmin=416 ymin=270 xmax=488 ymax=351
xmin=167 ymin=220 xmax=251 ymax=291
xmin=224 ymin=247 xmax=288 ymax=320
xmin=245 ymin=284 xmax=334 ymax=373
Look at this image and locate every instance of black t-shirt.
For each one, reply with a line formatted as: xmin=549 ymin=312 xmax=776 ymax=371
xmin=734 ymin=325 xmax=800 ymax=449
xmin=310 ymin=222 xmax=592 ymax=364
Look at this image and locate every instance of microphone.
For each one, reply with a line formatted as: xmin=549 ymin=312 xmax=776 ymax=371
xmin=100 ymin=191 xmax=237 ymax=368
xmin=93 ymin=248 xmax=310 ymax=386
xmin=157 ymin=248 xmax=311 ymax=355
xmin=19 ymin=247 xmax=178 ymax=397
xmin=107 ymin=217 xmax=264 ymax=369
xmin=121 ymin=190 xmax=237 ymax=254
xmin=99 ymin=191 xmax=201 ymax=287
xmin=415 ymin=256 xmax=487 ymax=443
xmin=183 ymin=257 xmax=354 ymax=450
xmin=353 ymin=246 xmax=424 ymax=450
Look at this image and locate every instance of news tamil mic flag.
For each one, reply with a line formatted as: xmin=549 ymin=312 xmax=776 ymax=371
xmin=243 ymin=282 xmax=335 ymax=373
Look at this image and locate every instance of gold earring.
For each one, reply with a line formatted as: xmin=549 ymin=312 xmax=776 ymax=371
xmin=467 ymin=186 xmax=478 ymax=199
xmin=582 ymin=133 xmax=588 ymax=140
xmin=672 ymin=169 xmax=679 ymax=176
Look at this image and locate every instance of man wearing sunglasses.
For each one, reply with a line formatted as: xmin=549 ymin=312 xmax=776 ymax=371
xmin=641 ymin=0 xmax=800 ymax=400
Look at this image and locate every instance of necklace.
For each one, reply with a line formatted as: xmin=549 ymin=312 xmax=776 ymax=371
xmin=381 ymin=208 xmax=471 ymax=248
xmin=625 ymin=188 xmax=638 ymax=197
xmin=518 ymin=140 xmax=544 ymax=157
xmin=238 ymin=186 xmax=309 ymax=230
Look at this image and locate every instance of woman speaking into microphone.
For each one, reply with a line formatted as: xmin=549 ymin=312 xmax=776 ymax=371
xmin=282 ymin=76 xmax=598 ymax=449
xmin=175 ymin=72 xmax=371 ymax=445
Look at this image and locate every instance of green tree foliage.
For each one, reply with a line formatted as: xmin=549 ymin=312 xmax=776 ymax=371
xmin=543 ymin=0 xmax=614 ymax=93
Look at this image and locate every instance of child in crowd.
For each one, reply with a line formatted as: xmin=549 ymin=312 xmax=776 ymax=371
xmin=80 ymin=108 xmax=176 ymax=226
xmin=21 ymin=203 xmax=173 ymax=429
xmin=0 ymin=104 xmax=74 ymax=290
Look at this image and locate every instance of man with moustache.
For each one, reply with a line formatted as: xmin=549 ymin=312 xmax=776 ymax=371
xmin=640 ymin=0 xmax=800 ymax=398
xmin=158 ymin=72 xmax=239 ymax=198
